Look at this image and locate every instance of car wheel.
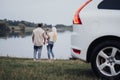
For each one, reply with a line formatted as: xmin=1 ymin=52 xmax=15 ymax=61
xmin=91 ymin=40 xmax=120 ymax=80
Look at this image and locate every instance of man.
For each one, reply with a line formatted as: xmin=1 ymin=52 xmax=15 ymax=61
xmin=32 ymin=23 xmax=45 ymax=61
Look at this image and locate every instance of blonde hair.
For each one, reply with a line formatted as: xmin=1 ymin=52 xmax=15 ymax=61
xmin=52 ymin=27 xmax=57 ymax=42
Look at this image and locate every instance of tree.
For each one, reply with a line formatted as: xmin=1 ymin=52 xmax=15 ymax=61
xmin=18 ymin=23 xmax=25 ymax=31
xmin=0 ymin=22 xmax=10 ymax=33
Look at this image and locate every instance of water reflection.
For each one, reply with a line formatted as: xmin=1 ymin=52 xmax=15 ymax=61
xmin=0 ymin=31 xmax=32 ymax=39
xmin=9 ymin=31 xmax=32 ymax=38
xmin=0 ymin=28 xmax=72 ymax=39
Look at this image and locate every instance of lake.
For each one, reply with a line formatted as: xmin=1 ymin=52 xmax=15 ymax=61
xmin=0 ymin=31 xmax=72 ymax=59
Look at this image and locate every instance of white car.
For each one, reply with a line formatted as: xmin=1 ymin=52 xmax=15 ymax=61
xmin=71 ymin=0 xmax=120 ymax=79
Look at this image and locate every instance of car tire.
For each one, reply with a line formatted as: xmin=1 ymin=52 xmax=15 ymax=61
xmin=91 ymin=40 xmax=120 ymax=80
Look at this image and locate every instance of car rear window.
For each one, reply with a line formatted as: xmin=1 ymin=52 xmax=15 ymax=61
xmin=98 ymin=0 xmax=120 ymax=10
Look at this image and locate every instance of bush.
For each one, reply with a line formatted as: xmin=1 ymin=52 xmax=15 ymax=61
xmin=0 ymin=22 xmax=10 ymax=33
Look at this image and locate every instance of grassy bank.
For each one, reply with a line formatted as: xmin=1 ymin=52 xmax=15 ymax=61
xmin=0 ymin=57 xmax=98 ymax=80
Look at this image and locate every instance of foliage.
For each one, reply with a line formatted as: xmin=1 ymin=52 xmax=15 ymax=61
xmin=0 ymin=19 xmax=36 ymax=27
xmin=0 ymin=19 xmax=72 ymax=28
xmin=0 ymin=22 xmax=10 ymax=33
xmin=0 ymin=19 xmax=73 ymax=33
xmin=18 ymin=23 xmax=26 ymax=31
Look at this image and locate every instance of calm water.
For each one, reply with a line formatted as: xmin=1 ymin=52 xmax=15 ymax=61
xmin=0 ymin=31 xmax=72 ymax=59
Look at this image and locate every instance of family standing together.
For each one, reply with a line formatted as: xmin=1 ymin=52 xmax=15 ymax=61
xmin=32 ymin=23 xmax=57 ymax=61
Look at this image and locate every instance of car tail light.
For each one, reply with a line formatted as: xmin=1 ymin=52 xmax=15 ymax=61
xmin=72 ymin=48 xmax=81 ymax=54
xmin=73 ymin=0 xmax=92 ymax=24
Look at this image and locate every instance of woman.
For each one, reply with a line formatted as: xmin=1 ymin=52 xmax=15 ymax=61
xmin=45 ymin=27 xmax=57 ymax=60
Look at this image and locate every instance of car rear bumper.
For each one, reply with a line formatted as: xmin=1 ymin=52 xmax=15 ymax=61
xmin=71 ymin=32 xmax=88 ymax=61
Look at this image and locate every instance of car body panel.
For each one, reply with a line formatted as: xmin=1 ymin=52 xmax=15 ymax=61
xmin=71 ymin=0 xmax=120 ymax=61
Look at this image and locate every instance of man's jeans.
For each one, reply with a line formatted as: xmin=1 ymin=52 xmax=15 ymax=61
xmin=33 ymin=46 xmax=43 ymax=60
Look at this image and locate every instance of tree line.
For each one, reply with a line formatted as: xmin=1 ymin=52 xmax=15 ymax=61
xmin=0 ymin=19 xmax=37 ymax=27
xmin=0 ymin=19 xmax=73 ymax=34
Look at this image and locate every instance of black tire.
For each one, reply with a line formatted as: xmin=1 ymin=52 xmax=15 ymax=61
xmin=91 ymin=40 xmax=120 ymax=80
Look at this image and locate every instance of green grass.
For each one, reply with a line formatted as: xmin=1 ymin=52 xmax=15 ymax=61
xmin=0 ymin=57 xmax=99 ymax=80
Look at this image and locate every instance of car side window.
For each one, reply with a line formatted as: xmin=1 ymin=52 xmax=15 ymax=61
xmin=98 ymin=0 xmax=120 ymax=10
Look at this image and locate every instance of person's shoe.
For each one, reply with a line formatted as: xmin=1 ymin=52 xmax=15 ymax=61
xmin=53 ymin=58 xmax=56 ymax=60
xmin=33 ymin=59 xmax=36 ymax=61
